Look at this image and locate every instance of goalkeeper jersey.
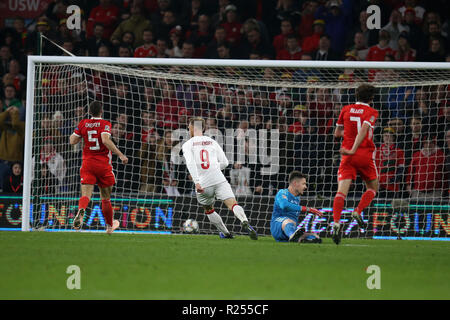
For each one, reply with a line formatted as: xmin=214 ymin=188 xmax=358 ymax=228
xmin=271 ymin=189 xmax=302 ymax=222
xmin=182 ymin=135 xmax=229 ymax=188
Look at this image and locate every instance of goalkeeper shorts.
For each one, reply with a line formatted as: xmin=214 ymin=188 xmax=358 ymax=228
xmin=270 ymin=217 xmax=290 ymax=242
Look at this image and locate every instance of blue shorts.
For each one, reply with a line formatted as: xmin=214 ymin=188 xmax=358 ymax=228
xmin=270 ymin=217 xmax=291 ymax=242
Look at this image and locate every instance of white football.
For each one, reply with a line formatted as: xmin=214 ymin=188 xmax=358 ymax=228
xmin=183 ymin=219 xmax=199 ymax=233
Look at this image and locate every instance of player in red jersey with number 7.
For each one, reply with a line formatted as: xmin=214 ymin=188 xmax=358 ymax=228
xmin=69 ymin=101 xmax=128 ymax=234
xmin=332 ymin=84 xmax=379 ymax=245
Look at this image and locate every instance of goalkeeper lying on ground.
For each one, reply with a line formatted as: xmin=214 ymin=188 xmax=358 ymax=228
xmin=270 ymin=171 xmax=323 ymax=243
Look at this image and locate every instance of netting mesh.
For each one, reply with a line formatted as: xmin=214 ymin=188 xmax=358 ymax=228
xmin=27 ymin=60 xmax=450 ymax=239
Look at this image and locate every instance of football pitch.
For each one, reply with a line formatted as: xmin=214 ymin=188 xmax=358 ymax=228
xmin=0 ymin=231 xmax=448 ymax=300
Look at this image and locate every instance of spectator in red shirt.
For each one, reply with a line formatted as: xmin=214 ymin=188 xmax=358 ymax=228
xmin=87 ymin=0 xmax=119 ymax=39
xmin=298 ymin=1 xmax=319 ymax=40
xmin=375 ymin=127 xmax=406 ymax=197
xmin=288 ymin=104 xmax=308 ymax=134
xmin=307 ymin=87 xmax=333 ymax=134
xmin=276 ymin=34 xmax=303 ymax=60
xmin=3 ymin=59 xmax=25 ymax=94
xmin=220 ymin=4 xmax=242 ymax=47
xmin=156 ymin=82 xmax=183 ymax=129
xmin=407 ymin=134 xmax=446 ymax=199
xmin=301 ymin=19 xmax=325 ymax=53
xmin=273 ymin=18 xmax=295 ymax=55
xmin=366 ymin=30 xmax=395 ymax=81
xmin=134 ymin=29 xmax=157 ymax=57
xmin=366 ymin=30 xmax=395 ymax=61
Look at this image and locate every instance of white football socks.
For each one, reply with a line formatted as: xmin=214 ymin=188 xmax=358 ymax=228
xmin=232 ymin=205 xmax=248 ymax=224
xmin=207 ymin=211 xmax=230 ymax=235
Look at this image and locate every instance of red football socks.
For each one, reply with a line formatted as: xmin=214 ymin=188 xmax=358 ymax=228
xmin=102 ymin=199 xmax=113 ymax=226
xmin=356 ymin=189 xmax=377 ymax=215
xmin=333 ymin=192 xmax=346 ymax=223
xmin=78 ymin=196 xmax=90 ymax=210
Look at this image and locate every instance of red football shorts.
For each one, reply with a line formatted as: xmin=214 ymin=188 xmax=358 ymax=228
xmin=80 ymin=161 xmax=115 ymax=188
xmin=338 ymin=152 xmax=378 ymax=182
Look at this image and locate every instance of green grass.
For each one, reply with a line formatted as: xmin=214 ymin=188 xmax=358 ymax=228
xmin=0 ymin=231 xmax=448 ymax=300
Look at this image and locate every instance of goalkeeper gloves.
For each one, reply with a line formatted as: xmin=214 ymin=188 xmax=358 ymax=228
xmin=301 ymin=206 xmax=323 ymax=217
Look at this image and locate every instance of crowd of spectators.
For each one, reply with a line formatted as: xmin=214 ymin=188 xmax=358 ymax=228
xmin=0 ymin=0 xmax=449 ymax=199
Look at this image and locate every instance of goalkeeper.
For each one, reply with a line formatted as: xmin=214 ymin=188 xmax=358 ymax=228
xmin=270 ymin=171 xmax=323 ymax=242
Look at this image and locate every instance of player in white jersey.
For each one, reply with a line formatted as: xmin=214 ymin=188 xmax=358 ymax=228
xmin=182 ymin=117 xmax=258 ymax=240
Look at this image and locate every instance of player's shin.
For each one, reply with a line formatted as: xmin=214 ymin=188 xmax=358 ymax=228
xmin=356 ymin=189 xmax=376 ymax=215
xmin=283 ymin=223 xmax=297 ymax=238
xmin=333 ymin=192 xmax=346 ymax=223
xmin=205 ymin=209 xmax=230 ymax=235
xmin=78 ymin=196 xmax=90 ymax=210
xmin=101 ymin=199 xmax=113 ymax=227
xmin=232 ymin=204 xmax=257 ymax=240
xmin=74 ymin=196 xmax=90 ymax=229
xmin=231 ymin=204 xmax=248 ymax=223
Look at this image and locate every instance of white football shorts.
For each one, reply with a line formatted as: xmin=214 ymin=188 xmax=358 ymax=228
xmin=196 ymin=181 xmax=235 ymax=206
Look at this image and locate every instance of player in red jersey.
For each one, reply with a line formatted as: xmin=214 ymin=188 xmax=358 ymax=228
xmin=332 ymin=84 xmax=379 ymax=244
xmin=69 ymin=101 xmax=128 ymax=234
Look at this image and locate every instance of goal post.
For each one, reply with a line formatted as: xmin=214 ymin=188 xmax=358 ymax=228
xmin=21 ymin=56 xmax=450 ymax=240
xmin=22 ymin=56 xmax=37 ymax=232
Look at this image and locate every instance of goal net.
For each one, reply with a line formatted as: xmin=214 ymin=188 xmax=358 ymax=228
xmin=22 ymin=57 xmax=450 ymax=241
